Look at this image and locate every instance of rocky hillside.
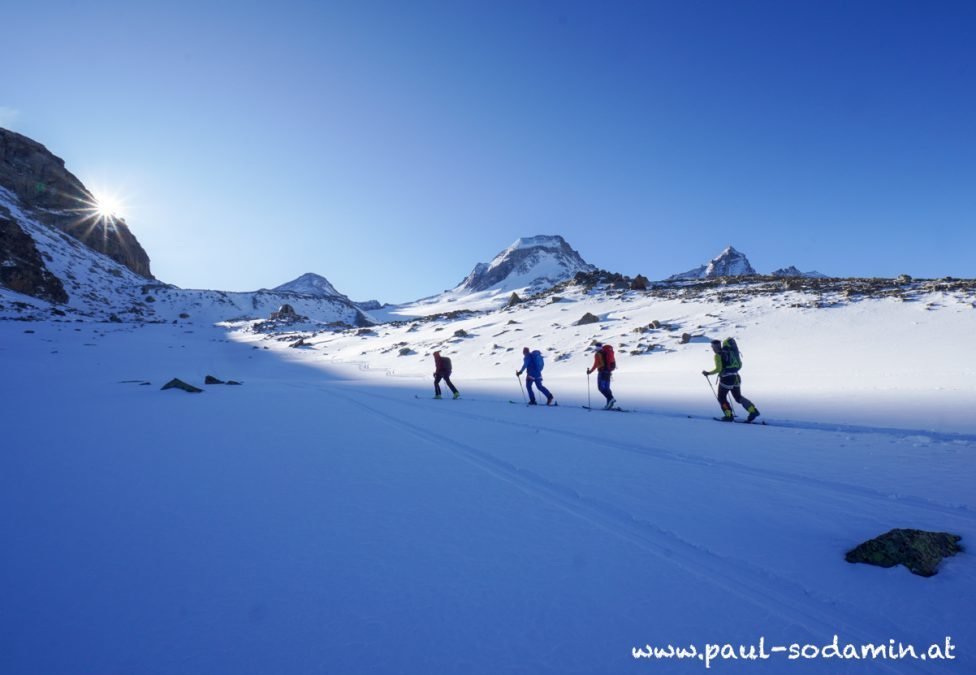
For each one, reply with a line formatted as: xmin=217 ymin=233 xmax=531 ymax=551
xmin=0 ymin=128 xmax=152 ymax=280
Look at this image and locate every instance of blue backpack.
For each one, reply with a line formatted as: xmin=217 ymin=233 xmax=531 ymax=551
xmin=531 ymin=350 xmax=544 ymax=373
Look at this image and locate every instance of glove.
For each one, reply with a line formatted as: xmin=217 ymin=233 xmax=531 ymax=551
xmin=701 ymin=370 xmax=708 ymax=376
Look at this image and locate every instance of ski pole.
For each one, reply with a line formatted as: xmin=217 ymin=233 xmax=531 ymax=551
xmin=704 ymin=373 xmax=734 ymax=419
xmin=587 ymin=370 xmax=592 ymax=410
xmin=516 ymin=372 xmax=526 ymax=404
xmin=703 ymin=372 xmax=718 ymax=400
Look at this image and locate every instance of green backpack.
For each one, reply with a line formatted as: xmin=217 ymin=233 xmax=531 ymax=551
xmin=721 ymin=338 xmax=742 ymax=373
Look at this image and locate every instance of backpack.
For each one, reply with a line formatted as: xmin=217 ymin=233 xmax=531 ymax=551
xmin=531 ymin=350 xmax=544 ymax=372
xmin=720 ymin=338 xmax=741 ymax=372
xmin=440 ymin=356 xmax=452 ymax=375
xmin=601 ymin=344 xmax=616 ymax=372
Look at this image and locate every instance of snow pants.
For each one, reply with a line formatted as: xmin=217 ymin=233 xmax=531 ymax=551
xmin=434 ymin=374 xmax=458 ymax=396
xmin=526 ymin=377 xmax=552 ymax=404
xmin=718 ymin=374 xmax=756 ymax=418
xmin=597 ymin=371 xmax=613 ymax=402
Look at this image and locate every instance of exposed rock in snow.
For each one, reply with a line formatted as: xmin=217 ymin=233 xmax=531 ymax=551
xmin=772 ymin=266 xmax=828 ymax=279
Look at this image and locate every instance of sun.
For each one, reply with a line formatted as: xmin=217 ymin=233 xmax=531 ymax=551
xmin=92 ymin=192 xmax=125 ymax=219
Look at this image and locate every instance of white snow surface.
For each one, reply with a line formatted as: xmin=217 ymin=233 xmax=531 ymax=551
xmin=3 ymin=280 xmax=975 ymax=674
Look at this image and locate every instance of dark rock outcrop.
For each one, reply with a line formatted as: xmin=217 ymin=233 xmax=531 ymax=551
xmin=0 ymin=208 xmax=68 ymax=303
xmin=577 ymin=312 xmax=600 ymax=325
xmin=0 ymin=127 xmax=152 ymax=278
xmin=845 ymin=528 xmax=962 ymax=577
xmin=270 ymin=304 xmax=299 ymax=321
xmin=161 ymin=378 xmax=203 ymax=393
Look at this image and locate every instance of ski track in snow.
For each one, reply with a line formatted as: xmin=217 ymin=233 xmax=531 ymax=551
xmin=294 ymin=382 xmax=976 ymax=525
xmin=281 ymin=379 xmax=969 ymax=674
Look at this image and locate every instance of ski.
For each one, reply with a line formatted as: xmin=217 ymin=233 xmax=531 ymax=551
xmin=713 ymin=417 xmax=767 ymax=425
xmin=510 ymin=400 xmax=559 ymax=407
xmin=583 ymin=405 xmax=629 ymax=412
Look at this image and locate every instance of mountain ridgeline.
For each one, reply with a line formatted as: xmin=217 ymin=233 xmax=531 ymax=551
xmin=0 ymin=127 xmax=907 ymax=328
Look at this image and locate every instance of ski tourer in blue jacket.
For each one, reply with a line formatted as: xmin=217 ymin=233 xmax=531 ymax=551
xmin=516 ymin=347 xmax=554 ymax=405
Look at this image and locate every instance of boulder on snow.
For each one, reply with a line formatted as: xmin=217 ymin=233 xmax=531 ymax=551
xmin=845 ymin=528 xmax=962 ymax=577
xmin=630 ymin=275 xmax=649 ymax=291
xmin=161 ymin=378 xmax=203 ymax=393
xmin=576 ymin=312 xmax=600 ymax=325
xmin=270 ymin=304 xmax=298 ymax=321
xmin=206 ymin=375 xmax=243 ymax=385
xmin=506 ymin=292 xmax=522 ymax=307
xmin=680 ymin=332 xmax=692 ymax=344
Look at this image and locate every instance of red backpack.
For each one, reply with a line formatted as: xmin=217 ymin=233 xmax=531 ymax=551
xmin=601 ymin=344 xmax=616 ymax=372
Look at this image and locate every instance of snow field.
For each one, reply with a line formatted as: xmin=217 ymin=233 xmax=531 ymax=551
xmin=2 ymin=319 xmax=974 ymax=673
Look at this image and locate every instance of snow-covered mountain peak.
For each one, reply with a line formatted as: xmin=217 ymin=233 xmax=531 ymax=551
xmin=670 ymin=246 xmax=757 ymax=280
xmin=271 ymin=272 xmax=344 ymax=298
xmin=457 ymin=234 xmax=595 ymax=294
xmin=705 ymin=246 xmax=756 ymax=277
xmin=500 ymin=235 xmax=571 ymax=254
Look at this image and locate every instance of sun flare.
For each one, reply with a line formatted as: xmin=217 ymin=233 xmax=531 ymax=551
xmin=92 ymin=192 xmax=125 ymax=219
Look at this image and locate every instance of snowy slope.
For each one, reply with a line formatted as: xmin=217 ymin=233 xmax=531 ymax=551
xmin=247 ymin=275 xmax=976 ymax=434
xmin=1 ymin=186 xmax=151 ymax=316
xmin=1 ymin=307 xmax=973 ymax=674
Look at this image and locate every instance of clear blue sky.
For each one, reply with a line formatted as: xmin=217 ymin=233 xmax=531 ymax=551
xmin=3 ymin=0 xmax=974 ymax=301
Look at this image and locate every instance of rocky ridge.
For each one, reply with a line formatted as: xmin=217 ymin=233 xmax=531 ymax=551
xmin=0 ymin=127 xmax=152 ymax=280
